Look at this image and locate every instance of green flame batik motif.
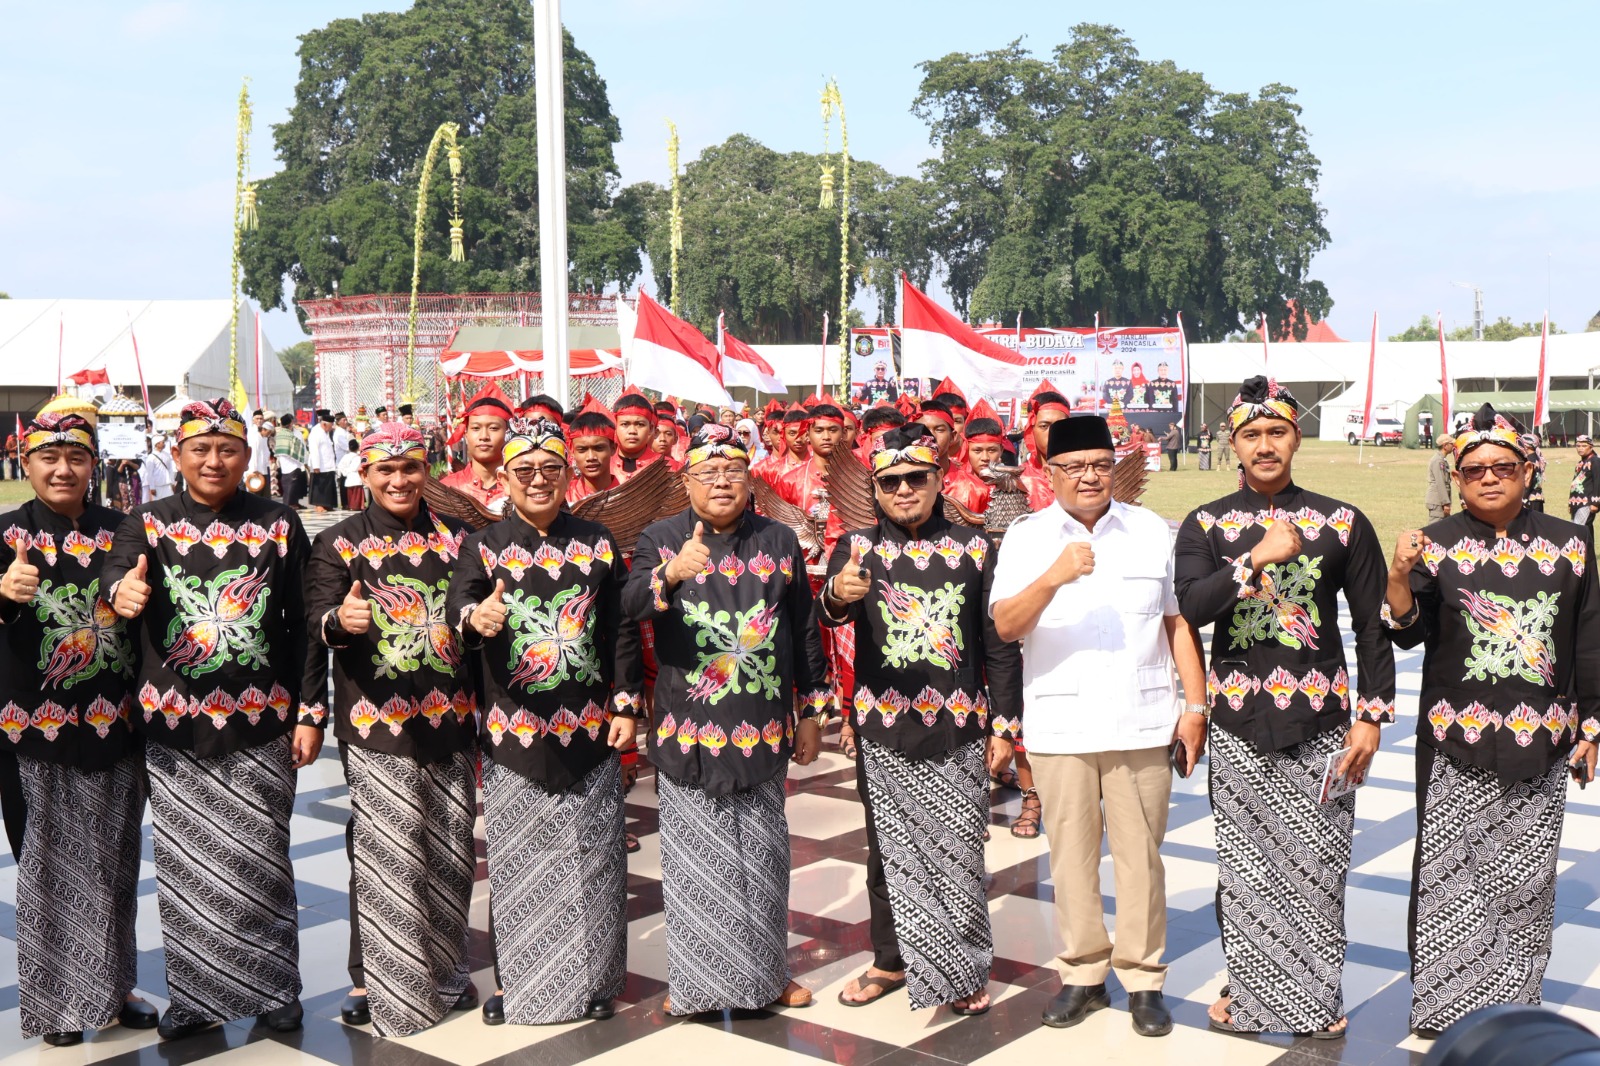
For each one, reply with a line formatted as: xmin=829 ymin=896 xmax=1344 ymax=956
xmin=1229 ymin=555 xmax=1323 ymax=652
xmin=31 ymin=577 xmax=134 ymax=688
xmin=876 ymin=580 xmax=966 ymax=670
xmin=682 ymin=599 xmax=782 ymax=705
xmin=162 ymin=563 xmax=272 ymax=678
xmin=367 ymin=574 xmax=459 ymax=680
xmin=500 ymin=585 xmax=603 ymax=692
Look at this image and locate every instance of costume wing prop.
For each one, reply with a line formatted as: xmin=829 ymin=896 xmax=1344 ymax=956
xmin=570 ymin=459 xmax=689 ymax=557
xmin=823 ymin=448 xmax=878 ymax=534
xmin=422 ymin=477 xmax=499 ymax=530
xmin=1111 ymin=447 xmax=1149 ymax=504
xmin=749 ymin=476 xmax=825 ymax=559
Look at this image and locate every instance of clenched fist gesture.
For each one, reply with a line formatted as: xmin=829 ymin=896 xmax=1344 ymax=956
xmin=338 ymin=580 xmax=371 ymax=635
xmin=829 ymin=542 xmax=872 ymax=605
xmin=1252 ymin=510 xmax=1302 ymax=567
xmin=665 ymin=522 xmax=712 ymax=586
xmin=1047 ymin=541 xmax=1095 ymax=587
xmin=113 ymin=555 xmax=151 ymax=619
xmin=472 ymin=579 xmax=509 ymax=638
xmin=0 ymin=555 xmax=41 ymax=605
xmin=1390 ymin=529 xmax=1431 ymax=578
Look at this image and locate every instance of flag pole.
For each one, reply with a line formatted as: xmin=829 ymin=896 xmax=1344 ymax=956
xmin=819 ymin=311 xmax=830 ymax=397
xmin=57 ymin=312 xmax=64 ymax=396
xmin=1359 ymin=311 xmax=1377 ymax=466
xmin=1260 ymin=310 xmax=1270 ymax=373
xmin=1436 ymin=310 xmax=1450 ymax=438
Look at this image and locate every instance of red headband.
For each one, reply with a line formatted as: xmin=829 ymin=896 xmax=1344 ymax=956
xmin=920 ymin=409 xmax=955 ymax=429
xmin=570 ymin=424 xmax=616 ymax=444
xmin=964 ymin=432 xmax=1004 ymax=445
xmin=1030 ymin=402 xmax=1071 ymax=423
xmin=810 ymin=414 xmax=843 ymax=428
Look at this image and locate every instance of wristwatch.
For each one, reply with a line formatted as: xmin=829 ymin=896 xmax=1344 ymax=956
xmin=1184 ymin=703 xmax=1211 ymax=720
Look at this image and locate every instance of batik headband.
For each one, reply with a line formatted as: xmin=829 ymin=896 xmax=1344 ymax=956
xmin=1226 ymin=376 xmax=1299 ymax=434
xmin=359 ymin=422 xmax=428 ymax=466
xmin=503 ymin=417 xmax=569 ymax=464
xmin=23 ymin=412 xmax=96 ymax=456
xmin=1454 ymin=404 xmax=1526 ymax=463
xmin=177 ymin=398 xmax=248 ymax=443
xmin=870 ymin=433 xmax=942 ymax=474
xmin=685 ymin=423 xmax=750 ymax=468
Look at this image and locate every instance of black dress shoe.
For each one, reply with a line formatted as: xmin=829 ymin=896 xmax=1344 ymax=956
xmin=257 ymin=999 xmax=304 ymax=1033
xmin=1128 ymin=990 xmax=1173 ymax=1037
xmin=119 ymin=999 xmax=160 ymax=1029
xmin=1040 ymin=983 xmax=1110 ymax=1029
xmin=340 ymin=993 xmax=371 ymax=1026
xmin=482 ymin=993 xmax=505 ymax=1026
xmin=452 ymin=987 xmax=478 ymax=1012
xmin=42 ymin=1031 xmax=83 ymax=1047
xmin=157 ymin=1010 xmax=214 ymax=1041
xmin=586 ymin=998 xmax=615 ymax=1020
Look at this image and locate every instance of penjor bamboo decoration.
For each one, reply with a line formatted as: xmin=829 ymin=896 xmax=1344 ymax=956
xmin=405 ymin=122 xmax=466 ymax=402
xmin=667 ymin=120 xmax=683 ymax=316
xmin=227 ymin=79 xmax=256 ymax=414
xmin=820 ymin=79 xmax=851 ymax=386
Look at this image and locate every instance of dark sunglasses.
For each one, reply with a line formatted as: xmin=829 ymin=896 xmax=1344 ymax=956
xmin=874 ymin=470 xmax=934 ymax=493
xmin=508 ymin=462 xmax=568 ymax=483
xmin=1458 ymin=461 xmax=1524 ymax=482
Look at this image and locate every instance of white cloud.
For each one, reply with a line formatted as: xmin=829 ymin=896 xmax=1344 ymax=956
xmin=122 ymin=1 xmax=189 ymax=40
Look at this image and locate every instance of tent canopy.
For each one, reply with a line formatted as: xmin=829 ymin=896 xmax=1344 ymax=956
xmin=440 ymin=324 xmax=622 ymax=378
xmin=1402 ymin=391 xmax=1600 ymax=445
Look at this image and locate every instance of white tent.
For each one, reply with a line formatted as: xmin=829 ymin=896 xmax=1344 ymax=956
xmin=0 ymin=298 xmax=295 ymax=416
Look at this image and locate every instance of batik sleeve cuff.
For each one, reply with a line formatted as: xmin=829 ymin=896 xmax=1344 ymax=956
xmin=989 ymin=712 xmax=1022 ymax=740
xmin=1232 ymin=556 xmax=1257 ymax=599
xmin=611 ymin=691 xmax=644 ymax=720
xmin=1583 ymin=716 xmax=1600 ymax=743
xmin=1355 ymin=695 xmax=1396 ymax=725
xmin=797 ymin=688 xmax=831 ymax=719
xmin=297 ymin=702 xmax=328 ymax=728
xmin=650 ymin=562 xmax=673 ymax=612
xmin=1380 ymin=601 xmax=1418 ymax=630
xmin=457 ymin=605 xmax=484 ymax=648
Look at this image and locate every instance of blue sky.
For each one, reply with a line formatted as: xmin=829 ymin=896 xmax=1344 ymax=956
xmin=2 ymin=0 xmax=1597 ymax=348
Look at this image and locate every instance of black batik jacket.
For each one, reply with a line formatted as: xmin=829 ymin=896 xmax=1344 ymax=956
xmin=821 ymin=512 xmax=1023 ymax=758
xmin=623 ymin=508 xmax=830 ymax=797
xmin=447 ymin=510 xmax=642 ymax=790
xmin=1385 ymin=507 xmax=1600 ymax=783
xmin=1174 ymin=481 xmax=1396 ymax=751
xmin=103 ymin=489 xmax=314 ymax=757
xmin=303 ymin=503 xmax=475 ymax=765
xmin=0 ymin=500 xmax=138 ymax=769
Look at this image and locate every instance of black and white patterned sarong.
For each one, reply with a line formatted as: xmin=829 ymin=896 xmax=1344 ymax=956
xmin=484 ymin=757 xmax=626 ymax=1024
xmin=1210 ymin=726 xmax=1353 ymax=1033
xmin=147 ymin=736 xmax=301 ymax=1026
xmin=346 ymin=745 xmax=477 ymax=1036
xmin=859 ymin=736 xmax=992 ymax=1009
xmin=657 ymin=770 xmax=791 ymax=1014
xmin=1410 ymin=747 xmax=1566 ymax=1032
xmin=15 ymin=755 xmax=145 ymax=1038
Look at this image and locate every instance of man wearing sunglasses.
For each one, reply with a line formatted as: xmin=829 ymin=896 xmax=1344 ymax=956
xmin=822 ymin=427 xmax=1021 ymax=1017
xmin=449 ymin=418 xmax=641 ymax=1026
xmin=623 ymin=424 xmax=829 ymax=1016
xmin=1173 ymin=376 xmax=1395 ymax=1040
xmin=1382 ymin=403 xmax=1600 ymax=1040
xmin=990 ymin=414 xmax=1205 ymax=1037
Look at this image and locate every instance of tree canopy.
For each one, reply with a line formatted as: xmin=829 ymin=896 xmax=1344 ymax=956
xmin=1389 ymin=314 xmax=1562 ymax=342
xmin=911 ymin=25 xmax=1331 ymax=341
xmin=241 ymin=0 xmax=643 ymax=324
xmin=627 ymin=135 xmax=937 ymax=342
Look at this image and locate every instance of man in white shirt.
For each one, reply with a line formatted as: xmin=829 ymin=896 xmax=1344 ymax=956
xmin=331 ymin=413 xmax=354 ymax=462
xmin=990 ymin=414 xmax=1208 ymax=1039
xmin=247 ymin=411 xmax=273 ymax=494
xmin=306 ymin=409 xmax=338 ymax=511
xmin=141 ymin=436 xmax=175 ymax=501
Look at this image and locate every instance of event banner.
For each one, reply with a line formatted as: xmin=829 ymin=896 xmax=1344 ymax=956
xmin=850 ymin=325 xmax=1185 ymax=433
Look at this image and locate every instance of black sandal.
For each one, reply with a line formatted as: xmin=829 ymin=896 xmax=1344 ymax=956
xmin=991 ymin=767 xmax=1020 ymax=791
xmin=837 ymin=971 xmax=906 ymax=1007
xmin=1011 ymin=788 xmax=1042 ymax=838
xmin=840 ymin=728 xmax=858 ymax=760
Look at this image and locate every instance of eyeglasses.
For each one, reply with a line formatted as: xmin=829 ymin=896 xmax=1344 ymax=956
xmin=874 ymin=470 xmax=934 ymax=493
xmin=508 ymin=462 xmax=568 ymax=484
xmin=1049 ymin=459 xmax=1115 ymax=480
xmin=686 ymin=466 xmax=748 ymax=485
xmin=1458 ymin=461 xmax=1525 ymax=482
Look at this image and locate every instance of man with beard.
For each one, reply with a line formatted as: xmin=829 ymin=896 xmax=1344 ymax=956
xmin=1 ymin=413 xmax=156 ymax=1047
xmin=1174 ymin=377 xmax=1394 ymax=1039
xmin=1383 ymin=404 xmax=1600 ymax=1039
xmin=451 ymin=418 xmax=641 ymax=1025
xmin=441 ymin=386 xmax=514 ymax=513
xmin=623 ymin=424 xmax=829 ymax=1015
xmin=824 ymin=427 xmax=1021 ymax=1016
xmin=104 ymin=398 xmax=319 ymax=1040
xmin=305 ymin=423 xmax=478 ymax=1037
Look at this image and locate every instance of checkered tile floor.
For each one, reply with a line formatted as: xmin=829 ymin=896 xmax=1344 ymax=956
xmin=8 ymin=596 xmax=1600 ymax=1066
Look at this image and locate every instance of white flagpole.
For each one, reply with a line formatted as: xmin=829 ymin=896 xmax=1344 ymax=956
xmin=534 ymin=0 xmax=569 ymax=405
xmin=819 ymin=311 xmax=830 ymax=398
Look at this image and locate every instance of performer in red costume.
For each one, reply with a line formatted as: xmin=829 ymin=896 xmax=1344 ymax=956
xmin=441 ymin=385 xmax=516 ymax=513
xmin=1018 ymin=381 xmax=1073 ymax=512
xmin=611 ymin=388 xmax=664 ymax=481
xmin=565 ymin=398 xmax=622 ymax=505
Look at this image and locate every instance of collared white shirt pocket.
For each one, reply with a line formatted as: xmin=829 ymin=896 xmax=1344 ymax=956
xmin=1132 ymin=663 xmax=1179 ymax=728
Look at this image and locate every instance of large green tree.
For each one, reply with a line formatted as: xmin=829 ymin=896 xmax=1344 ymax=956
xmin=911 ymin=25 xmax=1332 ymax=340
xmin=241 ymin=0 xmax=643 ymax=324
xmin=629 ymin=135 xmax=938 ymax=342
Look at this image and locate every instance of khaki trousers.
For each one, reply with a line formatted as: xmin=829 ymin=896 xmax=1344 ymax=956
xmin=1030 ymin=747 xmax=1171 ymax=991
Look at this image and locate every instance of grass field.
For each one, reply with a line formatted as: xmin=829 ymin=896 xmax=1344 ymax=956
xmin=1141 ymin=438 xmax=1578 ymax=558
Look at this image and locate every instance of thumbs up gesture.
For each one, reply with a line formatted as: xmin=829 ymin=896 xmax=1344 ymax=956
xmin=666 ymin=521 xmax=713 ymax=585
xmin=0 ymin=554 xmax=40 ymax=605
xmin=338 ymin=579 xmax=371 ymax=635
xmin=829 ymin=541 xmax=873 ymax=605
xmin=472 ymin=578 xmax=509 ymax=638
xmin=114 ymin=555 xmax=151 ymax=619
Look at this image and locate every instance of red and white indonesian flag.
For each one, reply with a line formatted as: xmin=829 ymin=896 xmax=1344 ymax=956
xmin=898 ymin=274 xmax=1028 ymax=398
xmin=624 ymin=292 xmax=733 ymax=407
xmin=1533 ymin=311 xmax=1551 ymax=427
xmin=720 ymin=327 xmax=786 ymax=394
